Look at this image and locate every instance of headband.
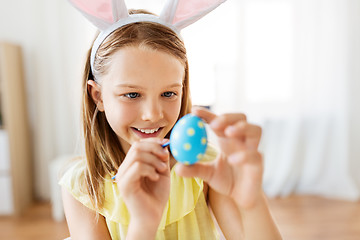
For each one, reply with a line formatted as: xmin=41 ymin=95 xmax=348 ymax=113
xmin=68 ymin=0 xmax=227 ymax=77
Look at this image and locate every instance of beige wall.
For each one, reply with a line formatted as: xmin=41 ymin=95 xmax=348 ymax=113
xmin=0 ymin=0 xmax=95 ymax=200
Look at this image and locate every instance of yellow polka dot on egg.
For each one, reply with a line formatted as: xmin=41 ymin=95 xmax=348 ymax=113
xmin=184 ymin=161 xmax=190 ymax=165
xmin=198 ymin=121 xmax=204 ymax=128
xmin=201 ymin=137 xmax=207 ymax=145
xmin=187 ymin=128 xmax=195 ymax=136
xmin=183 ymin=143 xmax=192 ymax=151
xmin=197 ymin=154 xmax=203 ymax=160
xmin=172 ymin=149 xmax=178 ymax=157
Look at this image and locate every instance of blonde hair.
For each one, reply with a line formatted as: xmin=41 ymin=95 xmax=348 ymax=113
xmin=81 ymin=10 xmax=192 ymax=209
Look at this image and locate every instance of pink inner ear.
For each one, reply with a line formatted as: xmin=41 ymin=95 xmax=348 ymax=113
xmin=70 ymin=0 xmax=114 ymax=23
xmin=173 ymin=0 xmax=223 ymax=24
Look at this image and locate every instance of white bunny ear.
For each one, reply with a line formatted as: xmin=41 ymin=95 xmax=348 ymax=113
xmin=160 ymin=0 xmax=226 ymax=30
xmin=111 ymin=0 xmax=129 ymax=23
xmin=68 ymin=0 xmax=129 ymax=31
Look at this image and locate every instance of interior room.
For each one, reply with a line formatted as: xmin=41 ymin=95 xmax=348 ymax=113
xmin=0 ymin=0 xmax=359 ymax=239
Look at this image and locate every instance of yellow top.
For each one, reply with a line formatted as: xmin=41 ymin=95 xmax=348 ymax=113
xmin=59 ymin=146 xmax=219 ymax=240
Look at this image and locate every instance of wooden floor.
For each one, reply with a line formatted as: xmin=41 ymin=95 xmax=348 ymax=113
xmin=0 ymin=202 xmax=69 ymax=240
xmin=0 ymin=195 xmax=359 ymax=240
xmin=268 ymin=195 xmax=360 ymax=240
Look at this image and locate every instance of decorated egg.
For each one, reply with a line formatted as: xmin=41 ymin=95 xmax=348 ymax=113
xmin=169 ymin=114 xmax=208 ymax=165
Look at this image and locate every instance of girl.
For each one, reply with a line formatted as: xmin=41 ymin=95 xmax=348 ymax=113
xmin=60 ymin=0 xmax=282 ymax=239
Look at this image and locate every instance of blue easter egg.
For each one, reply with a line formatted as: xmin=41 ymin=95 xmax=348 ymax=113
xmin=169 ymin=114 xmax=208 ymax=165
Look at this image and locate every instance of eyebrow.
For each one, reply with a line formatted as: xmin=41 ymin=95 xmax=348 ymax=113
xmin=115 ymin=84 xmax=143 ymax=89
xmin=115 ymin=83 xmax=183 ymax=89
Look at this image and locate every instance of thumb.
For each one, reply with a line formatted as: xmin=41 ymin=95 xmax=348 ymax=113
xmin=174 ymin=162 xmax=214 ymax=182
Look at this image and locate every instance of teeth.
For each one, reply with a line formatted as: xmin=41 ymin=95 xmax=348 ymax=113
xmin=137 ymin=128 xmax=160 ymax=134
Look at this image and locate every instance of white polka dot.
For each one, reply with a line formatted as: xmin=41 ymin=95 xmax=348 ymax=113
xmin=172 ymin=149 xmax=178 ymax=156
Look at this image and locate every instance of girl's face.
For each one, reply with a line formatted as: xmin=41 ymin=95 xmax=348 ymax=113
xmin=90 ymin=46 xmax=184 ymax=153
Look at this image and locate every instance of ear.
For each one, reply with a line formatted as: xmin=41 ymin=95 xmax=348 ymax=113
xmin=68 ymin=0 xmax=129 ymax=30
xmin=87 ymin=80 xmax=105 ymax=112
xmin=160 ymin=0 xmax=226 ymax=30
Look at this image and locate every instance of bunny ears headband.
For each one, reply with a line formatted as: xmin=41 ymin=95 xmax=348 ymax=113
xmin=68 ymin=0 xmax=227 ymax=77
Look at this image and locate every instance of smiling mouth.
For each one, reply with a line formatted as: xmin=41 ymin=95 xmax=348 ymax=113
xmin=132 ymin=127 xmax=164 ymax=137
xmin=136 ymin=127 xmax=160 ymax=134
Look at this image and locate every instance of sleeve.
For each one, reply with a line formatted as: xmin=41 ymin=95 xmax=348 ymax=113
xmin=58 ymin=159 xmax=97 ymax=212
xmin=58 ymin=158 xmax=131 ymax=224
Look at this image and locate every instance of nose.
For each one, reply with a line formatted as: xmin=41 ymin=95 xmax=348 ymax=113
xmin=141 ymin=98 xmax=164 ymax=122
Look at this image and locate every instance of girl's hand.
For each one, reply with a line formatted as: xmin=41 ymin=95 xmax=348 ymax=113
xmin=175 ymin=107 xmax=263 ymax=209
xmin=114 ymin=138 xmax=171 ymax=228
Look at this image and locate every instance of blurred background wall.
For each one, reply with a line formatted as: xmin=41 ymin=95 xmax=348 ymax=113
xmin=0 ymin=0 xmax=95 ymax=200
xmin=0 ymin=0 xmax=359 ymax=202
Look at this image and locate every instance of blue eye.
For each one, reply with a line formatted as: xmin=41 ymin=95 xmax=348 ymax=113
xmin=124 ymin=92 xmax=140 ymax=99
xmin=162 ymin=92 xmax=176 ymax=98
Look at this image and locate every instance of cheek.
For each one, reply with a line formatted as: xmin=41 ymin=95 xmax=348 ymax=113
xmin=103 ymin=97 xmax=137 ymax=131
xmin=166 ymin=99 xmax=182 ymax=125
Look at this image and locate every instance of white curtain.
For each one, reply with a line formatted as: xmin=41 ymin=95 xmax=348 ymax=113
xmin=185 ymin=0 xmax=360 ymax=200
xmin=257 ymin=0 xmax=360 ymax=200
xmin=190 ymin=0 xmax=360 ymax=200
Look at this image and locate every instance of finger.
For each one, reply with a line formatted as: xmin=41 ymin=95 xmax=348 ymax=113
xmin=228 ymin=151 xmax=263 ymax=167
xmin=137 ymin=138 xmax=170 ymax=160
xmin=117 ymin=151 xmax=168 ymax=179
xmin=191 ymin=106 xmax=218 ymax=124
xmin=225 ymin=123 xmax=262 ymax=149
xmin=209 ymin=113 xmax=247 ymax=131
xmin=118 ymin=161 xmax=160 ymax=190
xmin=225 ymin=122 xmax=261 ymax=138
xmin=192 ymin=107 xmax=247 ymax=125
xmin=191 ymin=107 xmax=226 ymax=137
xmin=115 ymin=141 xmax=169 ymax=179
xmin=120 ymin=140 xmax=169 ymax=170
xmin=174 ymin=162 xmax=215 ymax=183
xmin=192 ymin=107 xmax=247 ymax=137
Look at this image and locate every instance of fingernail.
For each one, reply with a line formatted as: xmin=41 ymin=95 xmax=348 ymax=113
xmin=174 ymin=164 xmax=181 ymax=173
xmin=228 ymin=156 xmax=237 ymax=164
xmin=210 ymin=120 xmax=221 ymax=129
xmin=160 ymin=147 xmax=169 ymax=156
xmin=225 ymin=126 xmax=236 ymax=135
xmin=160 ymin=162 xmax=167 ymax=170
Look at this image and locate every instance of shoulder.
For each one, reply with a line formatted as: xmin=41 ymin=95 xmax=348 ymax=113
xmin=59 ymin=157 xmax=112 ymax=238
xmin=58 ymin=157 xmax=95 ymax=210
xmin=61 ymin=176 xmax=112 ymax=239
xmin=59 ymin=157 xmax=86 ymax=190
